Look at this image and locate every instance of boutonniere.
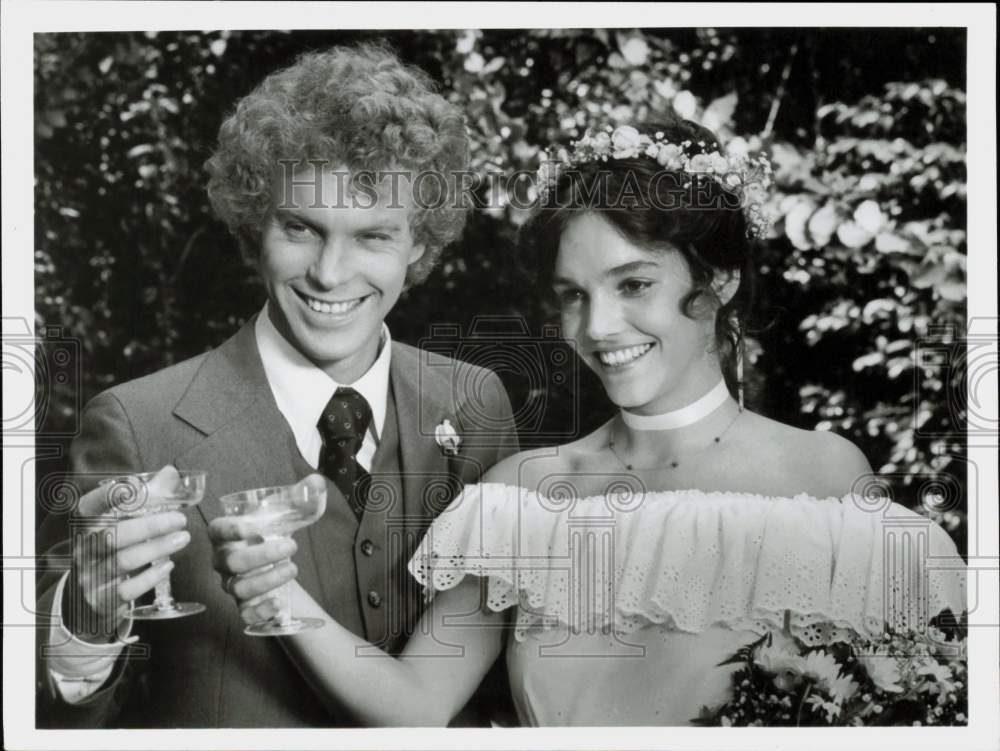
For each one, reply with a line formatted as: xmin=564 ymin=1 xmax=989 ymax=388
xmin=434 ymin=418 xmax=462 ymax=456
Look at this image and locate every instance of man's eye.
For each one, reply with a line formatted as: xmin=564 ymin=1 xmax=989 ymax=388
xmin=283 ymin=221 xmax=310 ymax=235
xmin=360 ymin=232 xmax=391 ymax=242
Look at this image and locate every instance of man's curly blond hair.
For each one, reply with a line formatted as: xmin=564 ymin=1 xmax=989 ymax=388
xmin=206 ymin=42 xmax=470 ymax=286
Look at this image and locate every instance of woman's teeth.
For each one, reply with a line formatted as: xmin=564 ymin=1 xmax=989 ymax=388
xmin=596 ymin=343 xmax=653 ymax=367
xmin=304 ymin=295 xmax=365 ymax=315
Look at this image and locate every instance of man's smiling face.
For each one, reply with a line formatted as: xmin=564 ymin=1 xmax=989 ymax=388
xmin=259 ymin=164 xmax=424 ymax=383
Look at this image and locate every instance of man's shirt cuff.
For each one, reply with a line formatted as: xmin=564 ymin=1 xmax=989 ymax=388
xmin=47 ymin=570 xmax=136 ymax=703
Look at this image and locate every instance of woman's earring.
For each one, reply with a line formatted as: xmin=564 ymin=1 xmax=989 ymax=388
xmin=736 ymin=321 xmax=745 ymax=413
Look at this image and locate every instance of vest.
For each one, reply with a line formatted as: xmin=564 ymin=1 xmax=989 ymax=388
xmin=292 ymin=382 xmax=428 ymax=653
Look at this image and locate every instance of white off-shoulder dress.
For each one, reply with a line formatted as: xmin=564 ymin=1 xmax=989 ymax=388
xmin=407 ymin=483 xmax=966 ymax=726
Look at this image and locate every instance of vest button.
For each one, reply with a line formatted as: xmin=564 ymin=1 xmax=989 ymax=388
xmin=367 ymin=590 xmax=382 ymax=608
xmin=360 ymin=540 xmax=375 ymax=557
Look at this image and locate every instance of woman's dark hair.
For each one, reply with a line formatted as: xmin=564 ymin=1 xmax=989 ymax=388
xmin=520 ymin=115 xmax=757 ymax=399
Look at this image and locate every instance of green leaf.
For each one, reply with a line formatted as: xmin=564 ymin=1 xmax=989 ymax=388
xmin=874 ymin=232 xmax=914 ymax=254
xmin=836 ymin=220 xmax=873 ymax=249
xmin=702 ymin=91 xmax=738 ymax=132
xmin=482 ymin=56 xmax=505 ymax=75
xmin=807 ymin=201 xmax=839 ymax=247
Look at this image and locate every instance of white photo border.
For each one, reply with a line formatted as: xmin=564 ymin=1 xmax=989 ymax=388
xmin=3 ymin=3 xmax=997 ymax=750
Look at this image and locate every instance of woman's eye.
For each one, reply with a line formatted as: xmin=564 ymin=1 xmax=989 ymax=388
xmin=555 ymin=288 xmax=584 ymax=305
xmin=621 ymin=279 xmax=652 ymax=296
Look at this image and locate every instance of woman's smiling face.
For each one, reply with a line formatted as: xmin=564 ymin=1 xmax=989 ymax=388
xmin=552 ymin=212 xmax=722 ymax=414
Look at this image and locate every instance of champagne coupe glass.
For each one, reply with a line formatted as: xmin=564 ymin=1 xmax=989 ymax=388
xmin=100 ymin=469 xmax=207 ymax=619
xmin=219 ymin=478 xmax=327 ymax=636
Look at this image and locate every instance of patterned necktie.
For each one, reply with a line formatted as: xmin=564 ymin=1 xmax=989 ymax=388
xmin=317 ymin=387 xmax=373 ymax=520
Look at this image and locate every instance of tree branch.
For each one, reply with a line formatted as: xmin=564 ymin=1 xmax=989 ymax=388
xmin=762 ymin=43 xmax=799 ymax=140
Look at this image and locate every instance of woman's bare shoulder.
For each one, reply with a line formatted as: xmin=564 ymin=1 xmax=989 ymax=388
xmin=481 ymin=419 xmax=615 ymax=492
xmin=736 ymin=412 xmax=874 ymax=498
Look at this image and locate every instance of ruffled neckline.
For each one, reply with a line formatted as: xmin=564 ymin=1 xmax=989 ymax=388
xmin=408 ymin=482 xmax=966 ymax=644
xmin=468 ymin=481 xmax=846 ymax=505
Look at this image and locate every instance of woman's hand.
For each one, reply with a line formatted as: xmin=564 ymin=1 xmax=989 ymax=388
xmin=207 ymin=518 xmax=299 ymax=626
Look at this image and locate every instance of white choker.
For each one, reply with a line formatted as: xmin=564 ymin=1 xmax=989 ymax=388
xmin=620 ymin=379 xmax=731 ymax=430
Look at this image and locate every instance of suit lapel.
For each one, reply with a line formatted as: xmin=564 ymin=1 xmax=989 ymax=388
xmin=172 ymin=319 xmax=268 ymax=436
xmin=169 ymin=318 xmax=306 ymax=524
xmin=167 ymin=318 xmax=348 ymax=622
xmin=174 ymin=403 xmax=304 ymax=525
xmin=168 ymin=333 xmax=460 ymax=587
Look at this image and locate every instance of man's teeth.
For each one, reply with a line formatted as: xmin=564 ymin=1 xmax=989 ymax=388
xmin=305 ymin=296 xmax=365 ymax=314
xmin=597 ymin=343 xmax=653 ymax=367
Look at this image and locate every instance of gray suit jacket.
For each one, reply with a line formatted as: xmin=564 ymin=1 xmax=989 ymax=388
xmin=37 ymin=319 xmax=518 ymax=727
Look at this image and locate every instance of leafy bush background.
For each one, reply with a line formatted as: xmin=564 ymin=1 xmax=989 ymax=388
xmin=34 ymin=29 xmax=967 ymax=549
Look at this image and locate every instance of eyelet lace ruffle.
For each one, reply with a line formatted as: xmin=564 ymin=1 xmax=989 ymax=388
xmin=407 ymin=483 xmax=966 ymax=644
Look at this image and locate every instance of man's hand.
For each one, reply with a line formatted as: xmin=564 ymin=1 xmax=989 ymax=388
xmin=207 ymin=516 xmax=298 ymax=628
xmin=66 ymin=465 xmax=191 ymax=643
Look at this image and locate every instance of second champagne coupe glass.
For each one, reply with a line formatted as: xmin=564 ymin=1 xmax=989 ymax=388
xmin=101 ymin=469 xmax=207 ymax=619
xmin=219 ymin=479 xmax=327 ymax=636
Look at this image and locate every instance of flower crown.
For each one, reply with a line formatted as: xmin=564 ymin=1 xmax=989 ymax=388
xmin=537 ymin=124 xmax=774 ymax=239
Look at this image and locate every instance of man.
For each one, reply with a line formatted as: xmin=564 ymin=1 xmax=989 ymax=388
xmin=36 ymin=43 xmax=518 ymax=727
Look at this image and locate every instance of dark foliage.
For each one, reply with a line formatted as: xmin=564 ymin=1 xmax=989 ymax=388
xmin=34 ymin=29 xmax=967 ymax=546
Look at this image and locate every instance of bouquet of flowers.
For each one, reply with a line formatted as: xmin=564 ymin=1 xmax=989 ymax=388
xmin=694 ymin=623 xmax=967 ymax=727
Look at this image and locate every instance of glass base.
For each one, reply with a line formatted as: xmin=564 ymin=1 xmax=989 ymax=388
xmin=244 ymin=616 xmax=325 ymax=637
xmin=131 ymin=601 xmax=206 ymax=620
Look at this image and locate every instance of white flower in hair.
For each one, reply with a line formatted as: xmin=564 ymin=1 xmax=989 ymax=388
xmin=535 ymin=123 xmax=775 ymax=239
xmin=688 ymin=152 xmax=729 ymax=174
xmin=590 ymin=130 xmax=611 ymax=153
xmin=655 ymin=142 xmax=685 ymax=168
xmin=610 ymin=125 xmax=644 ymax=159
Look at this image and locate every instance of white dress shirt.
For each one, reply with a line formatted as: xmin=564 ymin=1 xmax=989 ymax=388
xmin=255 ymin=302 xmax=391 ymax=472
xmin=48 ymin=304 xmax=393 ymax=703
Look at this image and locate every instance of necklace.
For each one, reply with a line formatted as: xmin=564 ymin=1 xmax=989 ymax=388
xmin=607 ymin=408 xmax=741 ymax=472
xmin=619 ymin=379 xmax=730 ymax=430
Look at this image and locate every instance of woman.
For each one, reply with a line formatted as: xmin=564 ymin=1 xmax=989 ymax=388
xmin=220 ymin=117 xmax=966 ymax=726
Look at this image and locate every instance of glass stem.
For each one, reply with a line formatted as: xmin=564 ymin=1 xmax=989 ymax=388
xmin=274 ymin=558 xmax=294 ymax=627
xmin=152 ymin=557 xmax=176 ymax=610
